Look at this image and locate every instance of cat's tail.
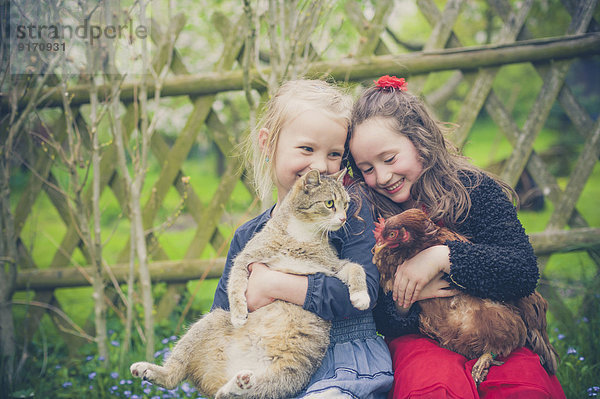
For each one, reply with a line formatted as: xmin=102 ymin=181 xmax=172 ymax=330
xmin=514 ymin=292 xmax=559 ymax=374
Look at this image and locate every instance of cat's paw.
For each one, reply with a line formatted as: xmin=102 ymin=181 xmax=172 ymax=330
xmin=230 ymin=312 xmax=248 ymax=328
xmin=234 ymin=370 xmax=255 ymax=391
xmin=130 ymin=362 xmax=157 ymax=383
xmin=215 ymin=370 xmax=255 ymax=398
xmin=350 ymin=291 xmax=370 ymax=310
xmin=229 ymin=302 xmax=249 ymax=328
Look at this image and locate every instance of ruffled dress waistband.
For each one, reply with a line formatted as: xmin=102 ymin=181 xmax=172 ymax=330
xmin=329 ymin=313 xmax=378 ymax=345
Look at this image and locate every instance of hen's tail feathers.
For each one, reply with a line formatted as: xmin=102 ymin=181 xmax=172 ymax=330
xmin=515 ymin=292 xmax=559 ymax=374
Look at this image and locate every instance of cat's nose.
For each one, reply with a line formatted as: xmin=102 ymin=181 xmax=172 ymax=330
xmin=339 ymin=217 xmax=347 ymax=223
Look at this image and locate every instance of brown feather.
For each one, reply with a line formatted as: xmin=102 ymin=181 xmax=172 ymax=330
xmin=372 ymin=208 xmax=559 ymax=381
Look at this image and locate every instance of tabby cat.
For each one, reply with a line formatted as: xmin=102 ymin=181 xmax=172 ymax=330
xmin=130 ymin=169 xmax=370 ymax=398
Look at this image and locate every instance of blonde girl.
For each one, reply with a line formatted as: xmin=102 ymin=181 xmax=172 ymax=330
xmin=212 ymin=79 xmax=393 ymax=398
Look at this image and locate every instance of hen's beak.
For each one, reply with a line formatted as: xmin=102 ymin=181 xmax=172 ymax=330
xmin=372 ymin=242 xmax=387 ymax=259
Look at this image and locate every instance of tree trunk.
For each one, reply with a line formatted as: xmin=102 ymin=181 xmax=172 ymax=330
xmin=90 ymin=83 xmax=109 ymax=364
xmin=0 ymin=157 xmax=17 ymax=397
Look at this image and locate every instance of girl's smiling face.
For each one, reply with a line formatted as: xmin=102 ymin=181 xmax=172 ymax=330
xmin=350 ymin=117 xmax=423 ymax=205
xmin=262 ymin=108 xmax=347 ymax=202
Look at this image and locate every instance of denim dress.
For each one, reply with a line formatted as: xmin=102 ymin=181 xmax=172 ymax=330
xmin=212 ymin=188 xmax=393 ymax=398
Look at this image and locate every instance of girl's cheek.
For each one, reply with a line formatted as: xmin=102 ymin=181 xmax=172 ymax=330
xmin=364 ymin=175 xmax=377 ymax=189
xmin=329 ymin=160 xmax=342 ymax=174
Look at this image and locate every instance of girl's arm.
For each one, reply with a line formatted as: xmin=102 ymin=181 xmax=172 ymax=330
xmin=245 ymin=263 xmax=307 ymax=311
xmin=446 ymin=173 xmax=539 ymax=301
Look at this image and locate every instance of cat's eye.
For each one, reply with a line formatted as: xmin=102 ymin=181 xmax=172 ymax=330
xmin=325 ymin=200 xmax=334 ymax=208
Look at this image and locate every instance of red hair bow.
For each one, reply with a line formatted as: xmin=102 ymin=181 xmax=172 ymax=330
xmin=374 ymin=75 xmax=408 ymax=91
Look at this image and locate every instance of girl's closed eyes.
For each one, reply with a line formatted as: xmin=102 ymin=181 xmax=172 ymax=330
xmin=384 ymin=154 xmax=396 ymax=163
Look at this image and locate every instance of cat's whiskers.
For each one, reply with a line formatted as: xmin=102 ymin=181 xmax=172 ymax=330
xmin=316 ymin=220 xmax=331 ymax=242
xmin=339 ymin=221 xmax=350 ymax=238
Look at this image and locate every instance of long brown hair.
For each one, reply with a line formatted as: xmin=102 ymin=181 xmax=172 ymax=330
xmin=347 ymin=85 xmax=516 ymax=227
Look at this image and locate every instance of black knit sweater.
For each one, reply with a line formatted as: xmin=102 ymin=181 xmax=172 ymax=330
xmin=373 ymin=171 xmax=540 ymax=339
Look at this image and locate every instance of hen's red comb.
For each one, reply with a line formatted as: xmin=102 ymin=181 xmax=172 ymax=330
xmin=373 ymin=217 xmax=386 ymax=242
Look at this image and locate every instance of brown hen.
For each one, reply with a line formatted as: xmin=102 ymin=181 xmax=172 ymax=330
xmin=372 ymin=208 xmax=558 ymax=385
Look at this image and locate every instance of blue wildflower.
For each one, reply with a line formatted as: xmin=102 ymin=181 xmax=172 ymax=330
xmin=55 ymin=365 xmax=61 ymax=369
xmin=111 ymin=340 xmax=120 ymax=347
xmin=111 ymin=372 xmax=119 ymax=379
xmin=88 ymin=372 xmax=97 ymax=380
xmin=99 ymin=356 xmax=105 ymax=361
xmin=120 ymin=379 xmax=127 ymax=385
xmin=144 ymin=387 xmax=152 ymax=394
xmin=181 ymin=382 xmax=192 ymax=393
xmin=169 ymin=335 xmax=177 ymax=342
xmin=124 ymin=390 xmax=131 ymax=397
xmin=557 ymin=334 xmax=565 ymax=340
xmin=566 ymin=347 xmax=577 ymax=355
xmin=62 ymin=382 xmax=72 ymax=388
xmin=582 ymin=316 xmax=589 ymax=323
xmin=161 ymin=337 xmax=169 ymax=344
xmin=579 ymin=356 xmax=585 ymax=361
xmin=89 ymin=385 xmax=94 ymax=390
xmin=86 ymin=355 xmax=94 ymax=361
xmin=141 ymin=380 xmax=152 ymax=387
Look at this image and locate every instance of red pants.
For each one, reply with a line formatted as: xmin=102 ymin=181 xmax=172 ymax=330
xmin=387 ymin=335 xmax=565 ymax=399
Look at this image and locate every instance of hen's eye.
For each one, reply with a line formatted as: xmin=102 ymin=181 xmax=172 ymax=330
xmin=388 ymin=231 xmax=398 ymax=239
xmin=325 ymin=200 xmax=334 ymax=208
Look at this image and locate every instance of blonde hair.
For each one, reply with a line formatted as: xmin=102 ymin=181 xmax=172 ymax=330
xmin=348 ymin=85 xmax=516 ymax=227
xmin=245 ymin=79 xmax=353 ymax=201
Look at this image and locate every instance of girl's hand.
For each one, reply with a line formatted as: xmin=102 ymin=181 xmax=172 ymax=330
xmin=416 ymin=273 xmax=459 ymax=301
xmin=393 ymin=245 xmax=451 ymax=308
xmin=246 ymin=263 xmax=275 ymax=312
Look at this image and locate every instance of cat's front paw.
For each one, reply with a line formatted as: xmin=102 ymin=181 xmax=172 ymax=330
xmin=230 ymin=312 xmax=248 ymax=328
xmin=131 ymin=362 xmax=157 ymax=383
xmin=350 ymin=291 xmax=370 ymax=310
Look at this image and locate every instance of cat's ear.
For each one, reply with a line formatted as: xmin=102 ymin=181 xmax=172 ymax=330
xmin=303 ymin=169 xmax=321 ymax=192
xmin=330 ymin=168 xmax=347 ymax=183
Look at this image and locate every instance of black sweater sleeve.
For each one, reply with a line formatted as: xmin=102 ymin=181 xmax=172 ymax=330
xmin=373 ymin=289 xmax=420 ymax=338
xmin=447 ymin=173 xmax=539 ymax=301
